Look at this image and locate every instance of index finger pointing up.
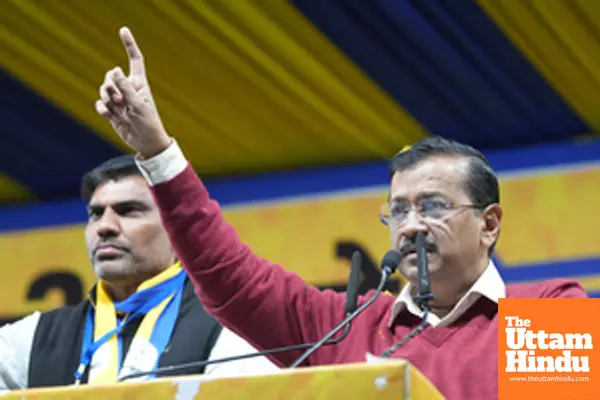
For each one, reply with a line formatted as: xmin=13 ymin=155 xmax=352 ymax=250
xmin=119 ymin=26 xmax=145 ymax=77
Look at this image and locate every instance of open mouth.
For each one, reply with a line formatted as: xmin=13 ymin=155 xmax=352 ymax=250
xmin=401 ymin=247 xmax=434 ymax=260
xmin=405 ymin=249 xmax=418 ymax=256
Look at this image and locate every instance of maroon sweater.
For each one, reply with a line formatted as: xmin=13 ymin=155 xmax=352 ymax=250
xmin=151 ymin=164 xmax=588 ymax=400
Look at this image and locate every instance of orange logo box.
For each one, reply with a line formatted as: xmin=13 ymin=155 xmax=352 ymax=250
xmin=498 ymin=298 xmax=600 ymax=400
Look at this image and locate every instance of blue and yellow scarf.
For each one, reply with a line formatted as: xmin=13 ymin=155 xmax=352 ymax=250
xmin=74 ymin=262 xmax=186 ymax=384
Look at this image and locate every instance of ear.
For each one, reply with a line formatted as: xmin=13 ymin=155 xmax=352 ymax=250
xmin=481 ymin=204 xmax=502 ymax=251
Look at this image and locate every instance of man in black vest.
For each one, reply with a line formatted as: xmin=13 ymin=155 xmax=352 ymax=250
xmin=0 ymin=156 xmax=277 ymax=391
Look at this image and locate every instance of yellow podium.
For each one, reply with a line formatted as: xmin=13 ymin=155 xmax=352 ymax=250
xmin=3 ymin=361 xmax=444 ymax=399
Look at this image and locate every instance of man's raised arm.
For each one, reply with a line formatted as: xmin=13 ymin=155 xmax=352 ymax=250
xmin=94 ymin=27 xmax=346 ymax=367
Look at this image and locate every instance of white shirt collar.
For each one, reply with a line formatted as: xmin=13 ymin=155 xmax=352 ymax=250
xmin=388 ymin=260 xmax=506 ymax=328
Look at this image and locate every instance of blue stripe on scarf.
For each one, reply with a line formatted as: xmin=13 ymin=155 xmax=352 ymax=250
xmin=74 ymin=270 xmax=186 ymax=383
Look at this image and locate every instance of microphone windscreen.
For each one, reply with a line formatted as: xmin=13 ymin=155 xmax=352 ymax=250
xmin=380 ymin=250 xmax=401 ymax=273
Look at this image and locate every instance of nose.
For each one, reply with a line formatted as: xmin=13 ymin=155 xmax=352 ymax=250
xmin=395 ymin=209 xmax=428 ymax=245
xmin=95 ymin=209 xmax=121 ymax=239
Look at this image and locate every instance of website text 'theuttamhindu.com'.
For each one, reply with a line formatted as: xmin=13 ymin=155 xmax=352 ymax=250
xmin=508 ymin=376 xmax=590 ymax=383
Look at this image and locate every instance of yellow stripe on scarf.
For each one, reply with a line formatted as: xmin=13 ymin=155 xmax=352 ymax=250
xmin=90 ymin=262 xmax=183 ymax=384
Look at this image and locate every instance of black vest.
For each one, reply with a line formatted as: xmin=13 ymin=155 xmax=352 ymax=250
xmin=28 ymin=278 xmax=222 ymax=388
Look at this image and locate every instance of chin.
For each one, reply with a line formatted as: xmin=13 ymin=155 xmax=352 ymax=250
xmin=398 ymin=264 xmax=418 ymax=282
xmin=94 ymin=260 xmax=135 ymax=282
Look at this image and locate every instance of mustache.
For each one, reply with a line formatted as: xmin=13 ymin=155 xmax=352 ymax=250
xmin=398 ymin=236 xmax=437 ymax=257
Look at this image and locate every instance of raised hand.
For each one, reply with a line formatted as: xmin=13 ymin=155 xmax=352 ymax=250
xmin=96 ymin=26 xmax=172 ymax=158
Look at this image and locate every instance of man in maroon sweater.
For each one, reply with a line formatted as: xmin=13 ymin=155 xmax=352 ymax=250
xmin=94 ymin=27 xmax=588 ymax=399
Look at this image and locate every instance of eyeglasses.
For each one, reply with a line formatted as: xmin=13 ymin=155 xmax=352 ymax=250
xmin=379 ymin=198 xmax=486 ymax=227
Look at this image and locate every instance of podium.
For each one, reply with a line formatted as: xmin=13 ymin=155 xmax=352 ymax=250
xmin=3 ymin=360 xmax=444 ymax=399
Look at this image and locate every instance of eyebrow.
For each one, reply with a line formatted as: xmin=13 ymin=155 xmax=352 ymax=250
xmin=87 ymin=200 xmax=150 ymax=212
xmin=389 ymin=191 xmax=446 ymax=203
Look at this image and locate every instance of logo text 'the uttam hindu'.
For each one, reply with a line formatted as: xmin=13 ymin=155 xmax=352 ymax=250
xmin=504 ymin=316 xmax=593 ymax=373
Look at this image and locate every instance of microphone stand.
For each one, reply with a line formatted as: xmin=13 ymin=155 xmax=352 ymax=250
xmin=119 ymin=251 xmax=366 ymax=382
xmin=380 ymin=232 xmax=435 ymax=358
xmin=289 ymin=250 xmax=401 ymax=368
xmin=118 ymin=324 xmax=352 ymax=381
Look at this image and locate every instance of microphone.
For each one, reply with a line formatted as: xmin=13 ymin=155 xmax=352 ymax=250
xmin=345 ymin=250 xmax=362 ymax=314
xmin=380 ymin=231 xmax=435 ymax=358
xmin=117 ymin=250 xmax=365 ymax=382
xmin=289 ymin=250 xmax=401 ymax=368
xmin=413 ymin=231 xmax=435 ymax=307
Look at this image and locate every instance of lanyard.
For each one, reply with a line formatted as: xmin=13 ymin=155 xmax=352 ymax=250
xmin=74 ymin=271 xmax=186 ymax=384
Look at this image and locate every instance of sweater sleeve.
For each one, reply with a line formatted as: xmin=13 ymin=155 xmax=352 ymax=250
xmin=136 ymin=141 xmax=346 ymax=367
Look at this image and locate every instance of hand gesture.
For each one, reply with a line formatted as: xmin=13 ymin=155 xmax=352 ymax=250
xmin=96 ymin=26 xmax=171 ymax=158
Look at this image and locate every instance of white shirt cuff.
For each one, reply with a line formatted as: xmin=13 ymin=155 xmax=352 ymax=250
xmin=135 ymin=140 xmax=188 ymax=186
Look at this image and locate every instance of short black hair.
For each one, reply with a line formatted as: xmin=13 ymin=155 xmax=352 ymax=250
xmin=81 ymin=155 xmax=142 ymax=202
xmin=388 ymin=136 xmax=500 ymax=254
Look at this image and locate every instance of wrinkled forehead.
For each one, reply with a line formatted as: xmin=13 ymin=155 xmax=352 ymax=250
xmin=389 ymin=156 xmax=470 ymax=201
xmin=89 ymin=175 xmax=153 ymax=206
